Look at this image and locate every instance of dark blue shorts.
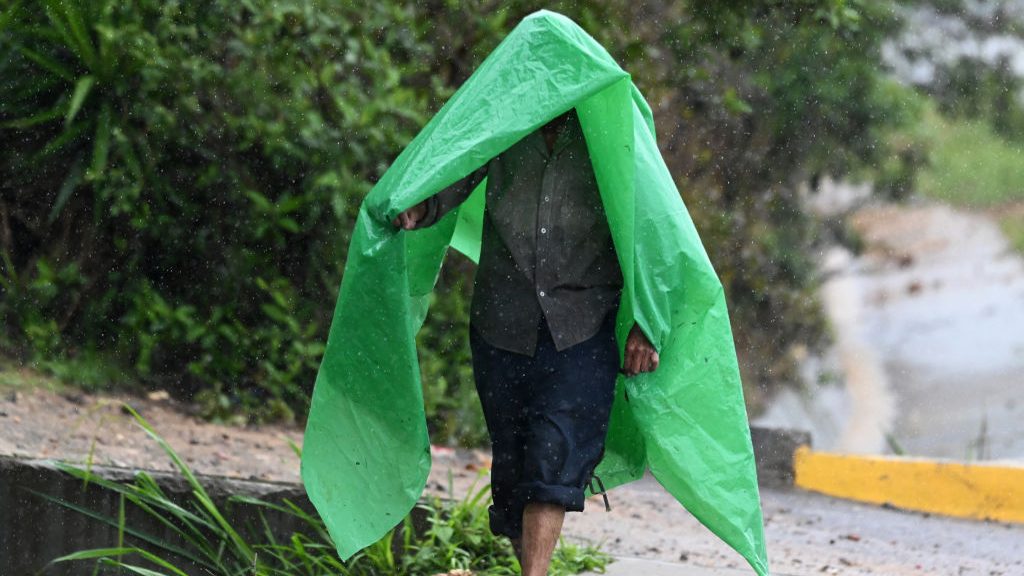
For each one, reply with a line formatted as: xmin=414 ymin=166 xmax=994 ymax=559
xmin=469 ymin=310 xmax=619 ymax=539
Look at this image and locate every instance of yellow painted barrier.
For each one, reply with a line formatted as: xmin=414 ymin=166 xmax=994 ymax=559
xmin=793 ymin=446 xmax=1024 ymax=523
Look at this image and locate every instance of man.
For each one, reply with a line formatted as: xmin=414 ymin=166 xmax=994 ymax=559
xmin=392 ymin=109 xmax=659 ymax=576
xmin=304 ymin=11 xmax=768 ymax=576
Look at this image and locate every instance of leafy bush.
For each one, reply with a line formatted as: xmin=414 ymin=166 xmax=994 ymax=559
xmin=1 ymin=0 xmax=915 ymax=429
xmin=1 ymin=0 xmax=430 ymax=420
xmin=42 ymin=406 xmax=610 ymax=576
xmin=565 ymin=0 xmax=915 ymax=399
xmin=930 ymin=55 xmax=1024 ymax=142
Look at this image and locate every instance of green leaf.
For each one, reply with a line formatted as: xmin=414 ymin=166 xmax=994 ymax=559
xmin=13 ymin=41 xmax=75 ymax=80
xmin=66 ymin=75 xmax=95 ymax=125
xmin=53 ymin=547 xmax=140 ymax=562
xmin=30 ymin=488 xmax=208 ymax=569
xmin=48 ymin=158 xmax=83 ymax=225
xmin=193 ymin=488 xmax=254 ymax=560
xmin=117 ymin=493 xmax=125 ymax=552
xmin=287 ymin=437 xmax=303 ymax=459
xmin=98 ymin=560 xmax=178 ymax=576
xmin=89 ymin=103 xmax=111 ymax=179
xmin=43 ymin=465 xmax=218 ymax=563
xmin=1 ymin=74 xmax=64 ymax=116
xmin=122 ymin=405 xmax=206 ymax=495
xmin=33 ymin=119 xmax=88 ymax=159
xmin=45 ymin=0 xmax=97 ymax=69
xmin=41 ymin=3 xmax=77 ymax=60
xmin=723 ymin=87 xmax=753 ymax=115
xmin=278 ymin=217 xmax=300 ymax=233
xmin=435 ymin=525 xmax=454 ymax=544
xmin=119 ymin=549 xmax=190 ymax=576
xmin=0 ymin=2 xmax=20 ymax=34
xmin=245 ymin=189 xmax=274 ymax=211
xmin=0 ymin=101 xmax=66 ymax=129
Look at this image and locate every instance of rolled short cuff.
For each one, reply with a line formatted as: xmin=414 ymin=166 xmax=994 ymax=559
xmin=486 ymin=481 xmax=587 ymax=539
xmin=519 ymin=481 xmax=585 ymax=512
xmin=488 ymin=504 xmax=523 ymax=539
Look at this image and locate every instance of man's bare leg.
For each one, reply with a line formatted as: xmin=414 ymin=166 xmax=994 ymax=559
xmin=520 ymin=503 xmax=565 ymax=576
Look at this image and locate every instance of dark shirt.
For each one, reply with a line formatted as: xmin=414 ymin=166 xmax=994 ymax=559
xmin=417 ymin=110 xmax=622 ymax=356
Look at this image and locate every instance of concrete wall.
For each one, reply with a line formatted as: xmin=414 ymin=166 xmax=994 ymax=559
xmin=0 ymin=456 xmax=318 ymax=575
xmin=750 ymin=426 xmax=812 ymax=488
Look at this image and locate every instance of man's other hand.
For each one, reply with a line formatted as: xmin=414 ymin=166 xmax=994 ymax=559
xmin=392 ymin=200 xmax=428 ymax=230
xmin=623 ymin=324 xmax=659 ymax=376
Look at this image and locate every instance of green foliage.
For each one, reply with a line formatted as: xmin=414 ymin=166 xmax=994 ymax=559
xmin=999 ymin=215 xmax=1024 ymax=255
xmin=871 ymin=78 xmax=930 ymax=200
xmin=550 ymin=539 xmax=613 ymax=574
xmin=897 ymin=94 xmax=1024 ymax=256
xmin=931 ymin=55 xmax=1024 ymax=142
xmin=45 ymin=406 xmax=610 ymax=576
xmin=1 ymin=0 xmax=429 ymax=421
xmin=416 ymin=254 xmax=488 ymax=447
xmin=1 ymin=0 xmax=914 ymax=427
xmin=582 ymin=0 xmax=913 ymax=395
xmin=909 ymin=98 xmax=1024 ymax=207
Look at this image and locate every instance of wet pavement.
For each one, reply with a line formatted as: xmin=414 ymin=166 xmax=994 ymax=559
xmin=756 ymin=183 xmax=1024 ymax=462
xmin=565 ymin=473 xmax=1024 ymax=576
xmin=851 ymin=203 xmax=1024 ymax=461
xmin=582 ymin=557 xmax=794 ymax=575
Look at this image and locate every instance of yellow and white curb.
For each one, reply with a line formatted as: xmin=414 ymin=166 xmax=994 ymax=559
xmin=793 ymin=446 xmax=1024 ymax=523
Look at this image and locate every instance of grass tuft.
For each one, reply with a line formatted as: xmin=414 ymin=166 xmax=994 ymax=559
xmin=912 ymin=100 xmax=1024 ymax=208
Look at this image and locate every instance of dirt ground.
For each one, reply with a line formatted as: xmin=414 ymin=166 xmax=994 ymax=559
xmin=2 ymin=385 xmax=1022 ymax=576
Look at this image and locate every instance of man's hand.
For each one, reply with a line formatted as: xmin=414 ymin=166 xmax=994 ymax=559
xmin=623 ymin=324 xmax=659 ymax=376
xmin=392 ymin=200 xmax=428 ymax=230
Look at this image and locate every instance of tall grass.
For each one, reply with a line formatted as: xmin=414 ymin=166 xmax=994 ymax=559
xmin=879 ymin=88 xmax=1024 ymax=254
xmin=999 ymin=212 xmax=1024 ymax=254
xmin=41 ymin=404 xmax=610 ymax=575
xmin=912 ymin=99 xmax=1024 ymax=208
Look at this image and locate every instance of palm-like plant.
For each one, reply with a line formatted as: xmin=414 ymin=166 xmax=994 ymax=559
xmin=1 ymin=0 xmax=150 ymax=223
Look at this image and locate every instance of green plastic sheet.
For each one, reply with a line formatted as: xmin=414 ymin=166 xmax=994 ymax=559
xmin=301 ymin=10 xmax=769 ymax=575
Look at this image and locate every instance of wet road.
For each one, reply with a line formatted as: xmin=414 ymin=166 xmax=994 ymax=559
xmin=566 ymin=473 xmax=1024 ymax=576
xmin=851 ymin=203 xmax=1024 ymax=461
xmin=756 ymin=188 xmax=1024 ymax=462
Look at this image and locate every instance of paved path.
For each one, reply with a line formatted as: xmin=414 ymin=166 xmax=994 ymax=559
xmin=851 ymin=204 xmax=1024 ymax=460
xmin=756 ymin=193 xmax=1024 ymax=461
xmin=583 ymin=557 xmax=798 ymax=575
xmin=563 ymin=474 xmax=1024 ymax=576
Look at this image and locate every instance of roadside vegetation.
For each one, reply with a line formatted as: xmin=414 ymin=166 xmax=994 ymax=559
xmin=44 ymin=407 xmax=610 ymax=576
xmin=916 ymin=100 xmax=1024 ymax=252
xmin=0 ymin=1 xmax=917 ymax=437
xmin=876 ymin=6 xmax=1024 ymax=255
xmin=915 ymin=104 xmax=1024 ymax=208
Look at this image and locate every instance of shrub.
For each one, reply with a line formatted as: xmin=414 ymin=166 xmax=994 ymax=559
xmin=1 ymin=1 xmax=432 ymax=420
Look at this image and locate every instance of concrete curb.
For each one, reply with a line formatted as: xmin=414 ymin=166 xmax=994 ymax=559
xmin=749 ymin=426 xmax=811 ymax=488
xmin=749 ymin=427 xmax=1024 ymax=526
xmin=794 ymin=447 xmax=1024 ymax=524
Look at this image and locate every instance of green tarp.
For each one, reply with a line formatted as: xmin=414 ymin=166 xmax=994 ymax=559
xmin=301 ymin=9 xmax=769 ymax=576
